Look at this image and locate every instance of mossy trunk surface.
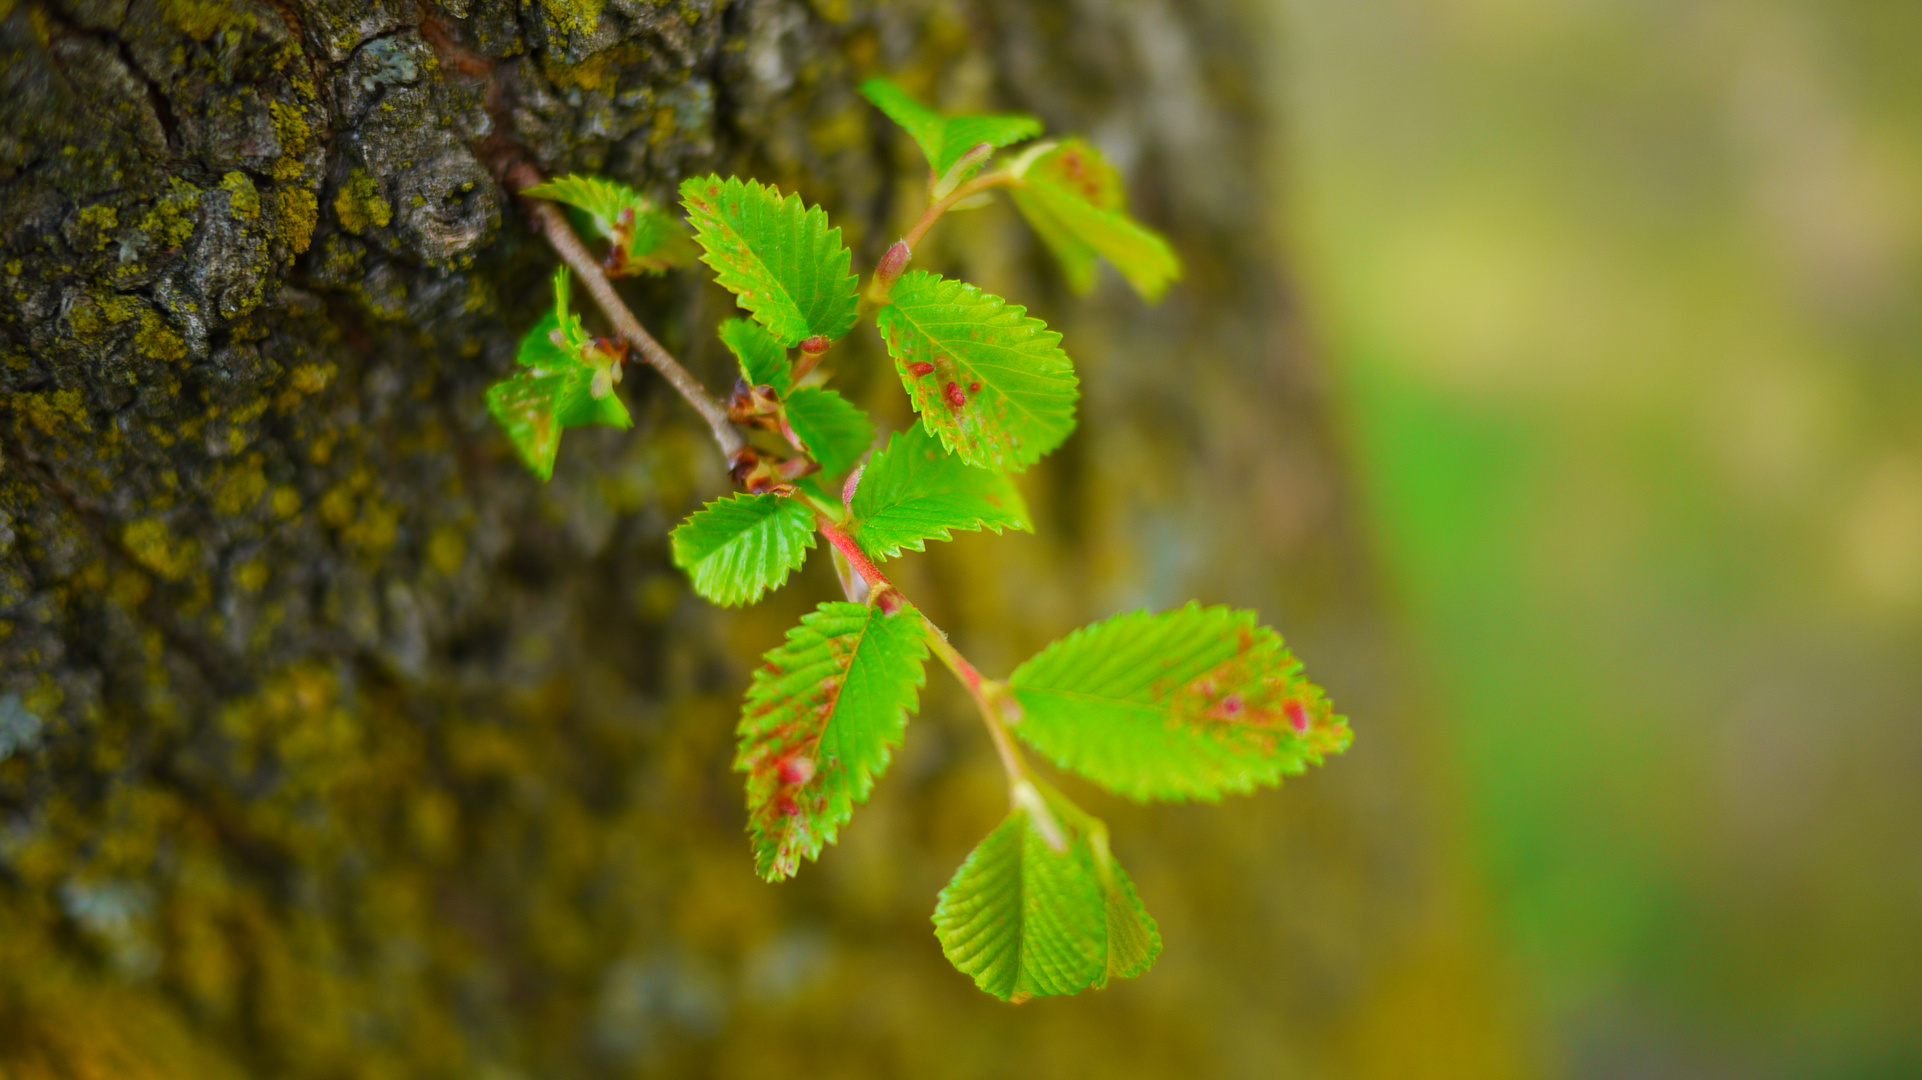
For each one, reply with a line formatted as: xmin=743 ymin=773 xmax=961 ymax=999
xmin=1 ymin=1 xmax=1514 ymax=1076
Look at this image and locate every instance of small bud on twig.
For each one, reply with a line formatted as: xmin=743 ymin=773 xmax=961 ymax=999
xmin=868 ymin=239 xmax=912 ymax=303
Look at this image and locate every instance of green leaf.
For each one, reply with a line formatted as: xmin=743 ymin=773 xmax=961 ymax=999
xmin=876 ymin=270 xmax=1078 ymax=473
xmin=1006 ymin=603 xmax=1352 ymax=802
xmin=783 ymin=387 xmax=873 ymax=480
xmin=679 ymin=175 xmax=859 ymax=346
xmin=485 ymin=376 xmax=565 ymax=480
xmin=1009 ymin=139 xmax=1182 ymax=301
xmin=669 ymin=493 xmax=817 ymax=607
xmin=718 ymin=317 xmax=789 ymax=395
xmin=932 ymin=783 xmax=1159 ymax=1002
xmin=523 ymin=173 xmax=690 ymax=275
xmin=849 ymin=424 xmax=1031 ymax=560
xmin=485 ymin=271 xmax=630 ymax=480
xmin=859 ymin=78 xmax=1043 ymax=179
xmin=736 ymin=600 xmax=929 ymax=880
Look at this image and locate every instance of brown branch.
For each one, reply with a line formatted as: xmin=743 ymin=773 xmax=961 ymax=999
xmin=506 ymin=162 xmax=745 ymax=461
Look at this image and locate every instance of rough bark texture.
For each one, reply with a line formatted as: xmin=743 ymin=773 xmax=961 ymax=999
xmin=1 ymin=0 xmax=1516 ymax=1076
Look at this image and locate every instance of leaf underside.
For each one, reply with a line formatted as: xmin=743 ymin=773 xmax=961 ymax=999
xmin=679 ymin=175 xmax=859 ymax=346
xmin=932 ymin=795 xmax=1159 ymax=1002
xmin=1010 ymin=139 xmax=1181 ymax=301
xmin=1006 ymin=603 xmax=1352 ymax=802
xmin=486 ymin=281 xmax=631 ymax=480
xmin=669 ymin=493 xmax=817 ymax=607
xmin=858 ymin=78 xmax=1042 ymax=178
xmin=783 ymin=386 xmax=873 ymax=481
xmin=737 ymin=600 xmax=929 ymax=880
xmin=718 ymin=316 xmax=790 ymax=395
xmin=849 ymin=424 xmax=1031 ymax=560
xmin=877 ymin=270 xmax=1078 ymax=473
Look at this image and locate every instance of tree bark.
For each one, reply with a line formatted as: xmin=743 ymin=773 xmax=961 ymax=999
xmin=1 ymin=0 xmax=1518 ymax=1076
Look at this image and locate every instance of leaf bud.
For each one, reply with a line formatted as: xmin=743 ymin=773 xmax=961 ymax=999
xmin=871 ymin=239 xmax=912 ymax=299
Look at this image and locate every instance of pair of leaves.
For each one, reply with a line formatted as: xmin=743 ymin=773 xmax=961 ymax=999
xmin=1009 ymin=139 xmax=1182 ymax=302
xmin=858 ymin=78 xmax=1042 ymax=186
xmin=523 ymin=175 xmax=691 ymax=276
xmin=669 ymin=423 xmax=1030 ymax=608
xmin=681 ymin=175 xmax=859 ymax=348
xmin=933 ymin=784 xmax=1159 ymax=1002
xmin=485 ymin=269 xmax=630 ymax=480
xmin=736 ymin=600 xmax=929 ymax=880
xmin=928 ymin=604 xmax=1345 ymax=1000
xmin=860 ymin=79 xmax=1180 ymax=300
xmin=877 ymin=270 xmax=1080 ymax=474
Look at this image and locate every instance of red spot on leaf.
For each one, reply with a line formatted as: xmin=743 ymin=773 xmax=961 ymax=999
xmin=1219 ymin=693 xmax=1244 ymax=717
xmin=969 ymin=382 xmax=980 ymax=393
xmin=944 ymin=382 xmax=966 ymax=408
xmin=779 ymin=756 xmax=816 ymax=786
xmin=908 ymin=361 xmax=935 ymax=376
xmin=775 ymin=795 xmax=802 ymax=819
xmin=1285 ymin=700 xmax=1311 ymax=733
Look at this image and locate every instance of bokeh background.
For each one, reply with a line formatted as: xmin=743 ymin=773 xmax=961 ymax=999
xmin=1269 ymin=0 xmax=1922 ymax=1075
xmin=2 ymin=0 xmax=1918 ymax=1076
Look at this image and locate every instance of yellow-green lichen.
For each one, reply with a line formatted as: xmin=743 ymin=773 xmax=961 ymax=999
xmin=277 ymin=188 xmax=317 ymax=253
xmin=121 ymin=519 xmax=196 ymax=582
xmin=159 ymin=0 xmax=257 ymax=42
xmin=135 ymin=312 xmax=187 ymax=363
xmin=77 ymin=204 xmax=119 ymax=251
xmin=332 ymin=170 xmax=391 ymax=236
xmin=540 ymin=0 xmax=606 ymax=38
xmin=235 ymin=561 xmax=269 ymax=592
xmin=220 ymin=172 xmax=260 ymax=220
xmin=211 ymin=459 xmax=268 ymax=516
xmin=426 ymin=526 xmax=466 ymax=576
xmin=15 ymin=390 xmax=91 ymax=435
xmin=269 ymin=101 xmax=309 ymax=157
xmin=139 ymin=180 xmax=203 ymax=251
xmin=541 ymin=41 xmax=639 ymax=93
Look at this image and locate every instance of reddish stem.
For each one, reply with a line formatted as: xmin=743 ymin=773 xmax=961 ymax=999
xmin=817 ymin=519 xmax=897 ymax=610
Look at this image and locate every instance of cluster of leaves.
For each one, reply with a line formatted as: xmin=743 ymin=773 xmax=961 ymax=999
xmin=486 ymin=79 xmax=1351 ymax=1002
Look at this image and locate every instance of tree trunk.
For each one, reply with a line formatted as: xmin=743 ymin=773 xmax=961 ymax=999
xmin=1 ymin=0 xmax=1519 ymax=1076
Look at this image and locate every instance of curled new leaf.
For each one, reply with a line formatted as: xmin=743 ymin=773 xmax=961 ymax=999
xmin=1009 ymin=139 xmax=1182 ymax=301
xmin=859 ymin=78 xmax=1042 ymax=183
xmin=669 ymin=493 xmax=816 ymax=607
xmin=737 ymin=601 xmax=929 ymax=880
xmin=849 ymin=424 xmax=1031 ymax=560
xmin=877 ymin=270 xmax=1078 ymax=473
xmin=932 ymin=783 xmax=1159 ymax=1002
xmin=1006 ymin=603 xmax=1352 ymax=802
xmin=679 ymin=175 xmax=859 ymax=346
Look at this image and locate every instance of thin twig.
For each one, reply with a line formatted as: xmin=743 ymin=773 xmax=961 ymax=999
xmin=508 ymin=163 xmax=744 ymax=460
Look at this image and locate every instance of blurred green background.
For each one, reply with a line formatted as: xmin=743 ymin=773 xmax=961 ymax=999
xmin=1268 ymin=0 xmax=1922 ymax=1074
